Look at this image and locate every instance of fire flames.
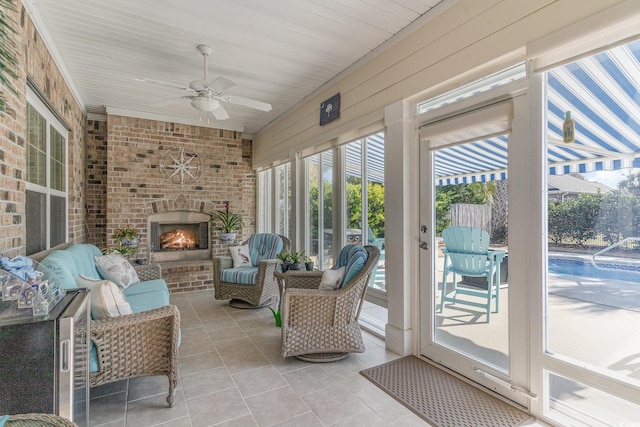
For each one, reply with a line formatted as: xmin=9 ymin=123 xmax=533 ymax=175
xmin=160 ymin=229 xmax=199 ymax=250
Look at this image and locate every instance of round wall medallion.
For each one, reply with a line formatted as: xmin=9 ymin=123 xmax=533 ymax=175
xmin=160 ymin=147 xmax=203 ymax=186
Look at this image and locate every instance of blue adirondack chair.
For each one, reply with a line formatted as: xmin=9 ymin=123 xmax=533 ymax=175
xmin=440 ymin=226 xmax=506 ymax=322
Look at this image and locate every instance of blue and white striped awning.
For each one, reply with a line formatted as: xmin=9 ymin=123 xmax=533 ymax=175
xmin=434 ymin=38 xmax=640 ymax=186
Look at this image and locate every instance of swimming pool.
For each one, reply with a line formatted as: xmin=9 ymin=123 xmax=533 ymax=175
xmin=548 ymin=258 xmax=640 ymax=282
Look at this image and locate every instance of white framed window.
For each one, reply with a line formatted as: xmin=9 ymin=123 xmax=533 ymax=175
xmin=25 ymin=89 xmax=68 ymax=255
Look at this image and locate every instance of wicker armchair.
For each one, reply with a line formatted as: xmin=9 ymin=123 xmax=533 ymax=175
xmin=3 ymin=413 xmax=78 ymax=426
xmin=280 ymin=245 xmax=380 ymax=361
xmin=213 ymin=234 xmax=290 ymax=308
xmin=90 ymin=263 xmax=180 ymax=407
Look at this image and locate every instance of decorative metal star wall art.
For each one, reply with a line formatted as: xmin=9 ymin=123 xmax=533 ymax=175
xmin=160 ymin=147 xmax=203 ymax=186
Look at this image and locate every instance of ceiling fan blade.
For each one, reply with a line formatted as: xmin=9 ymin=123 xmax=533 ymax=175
xmin=220 ymin=94 xmax=272 ymax=112
xmin=206 ymin=76 xmax=236 ymax=92
xmin=212 ymin=104 xmax=230 ymax=120
xmin=135 ymin=77 xmax=193 ymax=92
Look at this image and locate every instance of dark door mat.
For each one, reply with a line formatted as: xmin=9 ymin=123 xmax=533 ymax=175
xmin=360 ymin=356 xmax=531 ymax=427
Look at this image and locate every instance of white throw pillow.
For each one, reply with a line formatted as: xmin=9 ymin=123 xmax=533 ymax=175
xmin=318 ymin=266 xmax=346 ymax=290
xmin=76 ymin=274 xmax=133 ymax=320
xmin=229 ymin=245 xmax=252 ymax=268
xmin=94 ymin=251 xmax=140 ymax=289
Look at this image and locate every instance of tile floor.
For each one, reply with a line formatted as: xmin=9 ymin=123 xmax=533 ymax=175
xmin=88 ymin=290 xmax=428 ymax=427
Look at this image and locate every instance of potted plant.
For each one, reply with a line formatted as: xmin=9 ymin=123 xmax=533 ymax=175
xmin=304 ymin=254 xmax=314 ymax=271
xmin=288 ymin=250 xmax=304 ymax=271
xmin=105 ymin=225 xmax=140 ymax=258
xmin=211 ymin=201 xmax=243 ymax=243
xmin=276 ymin=251 xmax=293 ymax=272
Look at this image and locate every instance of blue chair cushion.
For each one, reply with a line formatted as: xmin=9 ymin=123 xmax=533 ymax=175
xmin=334 ymin=244 xmax=368 ymax=288
xmin=221 ymin=267 xmax=259 ymax=285
xmin=247 ymin=233 xmax=283 ymax=266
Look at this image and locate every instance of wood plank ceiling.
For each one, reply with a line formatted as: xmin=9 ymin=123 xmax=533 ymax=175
xmin=24 ymin=0 xmax=443 ymax=135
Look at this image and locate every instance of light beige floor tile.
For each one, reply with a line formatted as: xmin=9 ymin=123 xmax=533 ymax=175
xmin=89 ymin=380 xmax=128 ymax=399
xmin=178 ymin=349 xmax=224 ymax=376
xmin=244 ymin=386 xmax=310 ymax=427
xmin=232 ymin=365 xmax=288 ymax=397
xmin=221 ymin=348 xmax=271 ymax=374
xmin=208 ymin=324 xmax=248 ymax=342
xmin=187 ymin=388 xmax=250 ymax=427
xmin=353 ymin=345 xmax=401 ymax=366
xmin=212 ymin=414 xmax=259 ymax=426
xmin=89 ymin=390 xmax=127 ymax=426
xmin=178 ymin=337 xmax=216 ymax=357
xmin=181 ymin=366 xmax=236 ymax=399
xmin=391 ymin=413 xmax=434 ymax=426
xmin=319 ymin=353 xmax=367 ymax=374
xmin=125 ymin=389 xmax=189 ymax=426
xmin=269 ymin=411 xmax=324 ymax=427
xmin=201 ymin=316 xmax=238 ymax=331
xmin=241 ymin=323 xmax=282 ymax=341
xmin=331 ymin=410 xmax=389 ymax=427
xmin=128 ymin=374 xmax=181 ymax=402
xmin=214 ymin=336 xmax=259 ymax=357
xmin=357 ymin=385 xmax=415 ymax=423
xmin=302 ymin=384 xmax=370 ymax=425
xmin=180 ymin=325 xmax=211 ymax=342
xmin=179 ymin=314 xmax=203 ymax=330
xmin=330 ymin=367 xmax=382 ymax=395
xmin=282 ymin=364 xmax=336 ymax=396
xmin=154 ymin=415 xmax=193 ymax=427
xmin=91 ymin=420 xmax=125 ymax=427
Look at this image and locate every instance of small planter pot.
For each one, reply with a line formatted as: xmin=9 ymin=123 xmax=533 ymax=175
xmin=122 ymin=237 xmax=139 ymax=247
xmin=289 ymin=262 xmax=302 ymax=271
xmin=281 ymin=262 xmax=291 ymax=272
xmin=305 ymin=261 xmax=314 ymax=271
xmin=219 ymin=232 xmax=236 ymax=243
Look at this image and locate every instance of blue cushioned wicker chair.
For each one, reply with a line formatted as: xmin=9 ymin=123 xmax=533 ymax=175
xmin=213 ymin=233 xmax=290 ymax=308
xmin=280 ymin=244 xmax=380 ymax=361
xmin=440 ymin=226 xmax=506 ymax=322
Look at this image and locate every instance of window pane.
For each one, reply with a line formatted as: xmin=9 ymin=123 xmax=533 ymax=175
xmin=27 ymin=104 xmax=46 ymax=186
xmin=546 ymin=371 xmax=640 ymax=426
xmin=26 ymin=190 xmax=46 ymax=255
xmin=321 ymin=151 xmax=333 ymax=269
xmin=366 ymin=132 xmax=386 ymax=290
xmin=50 ymin=195 xmax=66 ymax=247
xmin=50 ymin=126 xmax=66 ymax=192
xmin=308 ymin=156 xmax=320 ymax=265
xmin=346 ymin=140 xmax=363 ymax=245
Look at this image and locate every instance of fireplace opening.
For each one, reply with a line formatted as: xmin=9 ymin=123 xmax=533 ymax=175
xmin=160 ymin=228 xmax=199 ymax=250
xmin=148 ymin=211 xmax=211 ymax=262
xmin=151 ymin=222 xmax=209 ymax=252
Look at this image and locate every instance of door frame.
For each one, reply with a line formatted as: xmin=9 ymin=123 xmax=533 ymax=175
xmin=416 ymin=79 xmax=532 ymax=409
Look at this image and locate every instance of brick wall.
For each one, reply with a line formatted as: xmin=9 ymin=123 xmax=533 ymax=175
xmin=105 ymin=115 xmax=256 ymax=292
xmin=85 ymin=119 xmax=108 ymax=248
xmin=0 ymin=4 xmax=86 ymax=256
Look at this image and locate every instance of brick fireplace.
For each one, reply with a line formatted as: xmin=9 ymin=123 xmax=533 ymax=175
xmin=148 ymin=211 xmax=211 ymax=262
xmin=86 ymin=115 xmax=256 ymax=293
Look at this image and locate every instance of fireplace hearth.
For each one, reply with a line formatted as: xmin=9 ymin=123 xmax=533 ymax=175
xmin=148 ymin=211 xmax=211 ymax=262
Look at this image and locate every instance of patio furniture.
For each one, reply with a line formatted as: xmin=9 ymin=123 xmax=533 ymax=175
xmin=38 ymin=244 xmax=180 ymax=407
xmin=213 ymin=233 xmax=290 ymax=308
xmin=280 ymin=244 xmax=380 ymax=361
xmin=440 ymin=226 xmax=506 ymax=322
xmin=2 ymin=413 xmax=79 ymax=426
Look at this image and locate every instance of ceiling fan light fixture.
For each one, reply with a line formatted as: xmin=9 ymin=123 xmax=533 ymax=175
xmin=190 ymin=96 xmax=219 ymax=112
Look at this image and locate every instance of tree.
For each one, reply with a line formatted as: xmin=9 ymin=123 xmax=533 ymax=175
xmin=435 ymin=182 xmax=495 ymax=234
xmin=595 ymin=191 xmax=635 ymax=245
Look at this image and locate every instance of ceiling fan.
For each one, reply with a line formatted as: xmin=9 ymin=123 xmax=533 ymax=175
xmin=136 ymin=44 xmax=272 ymax=121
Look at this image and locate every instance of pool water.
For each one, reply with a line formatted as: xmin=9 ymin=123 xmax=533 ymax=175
xmin=548 ymin=258 xmax=640 ymax=282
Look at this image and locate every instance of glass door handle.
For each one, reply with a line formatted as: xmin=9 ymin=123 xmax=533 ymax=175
xmin=419 ymin=241 xmax=429 ymax=250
